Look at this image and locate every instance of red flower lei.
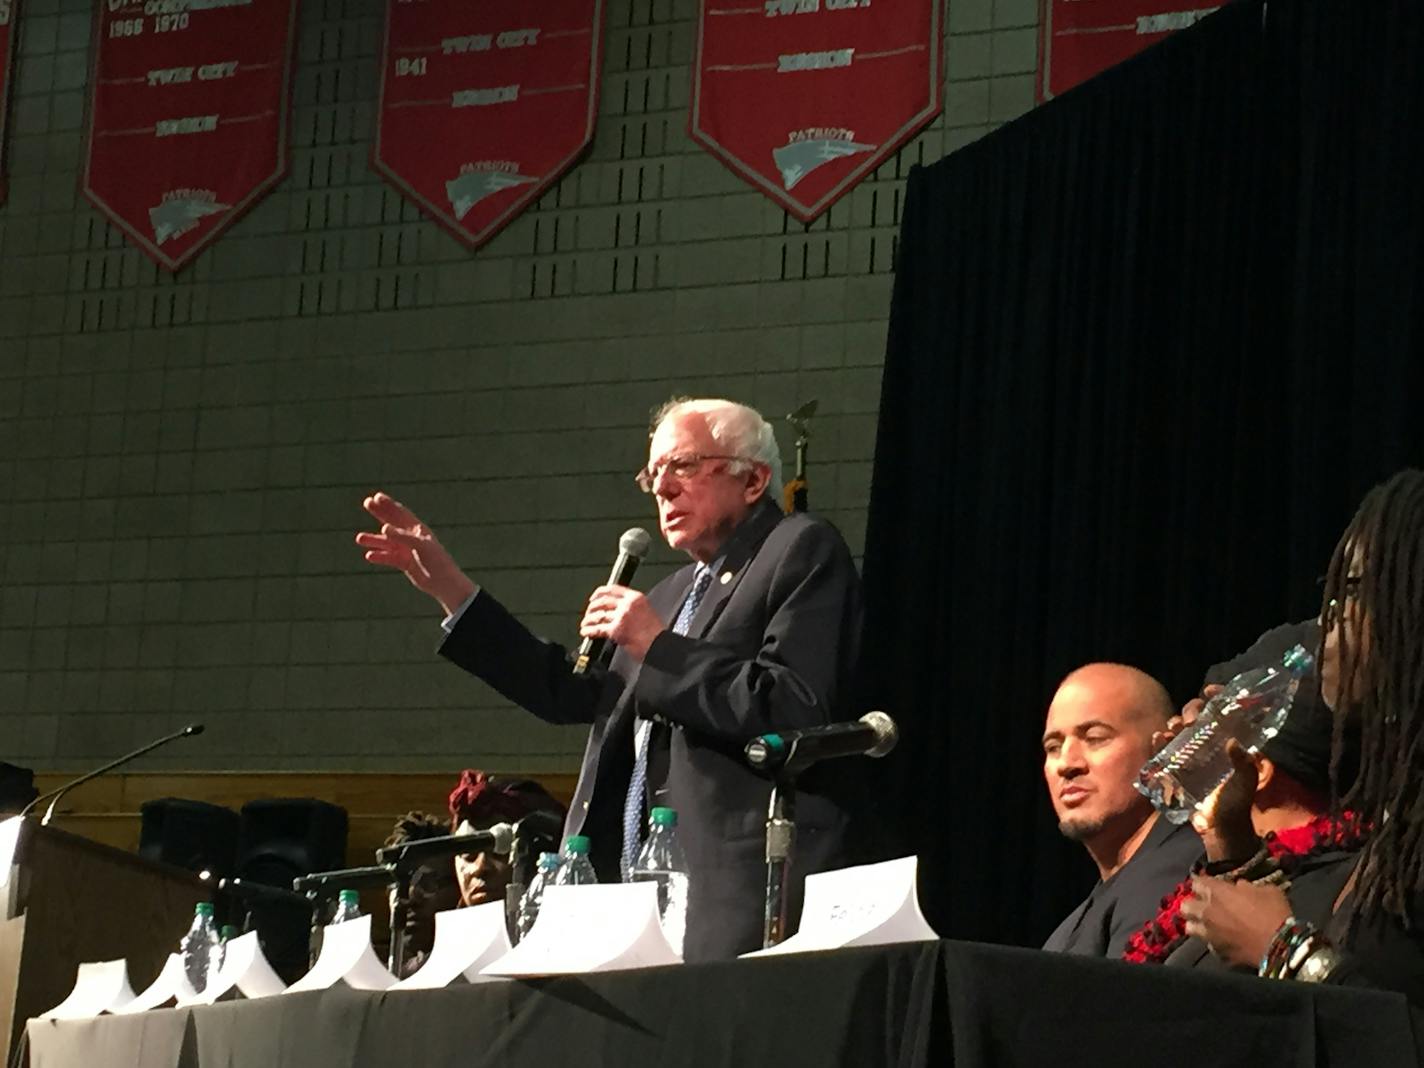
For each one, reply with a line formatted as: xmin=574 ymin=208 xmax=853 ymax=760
xmin=1121 ymin=812 xmax=1367 ymax=965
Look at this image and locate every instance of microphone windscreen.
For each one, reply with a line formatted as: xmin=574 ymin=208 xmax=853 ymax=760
xmin=619 ymin=527 xmax=652 ymax=558
xmin=184 ymin=723 xmax=206 ymax=736
xmin=859 ymin=711 xmax=899 ymax=758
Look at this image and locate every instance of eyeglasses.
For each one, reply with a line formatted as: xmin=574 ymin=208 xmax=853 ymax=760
xmin=634 ymin=453 xmax=748 ymax=493
xmin=1320 ymin=574 xmax=1365 ymax=626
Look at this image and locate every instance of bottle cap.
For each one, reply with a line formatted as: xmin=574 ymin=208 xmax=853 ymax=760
xmin=537 ymin=851 xmax=562 ymax=870
xmin=338 ymin=888 xmax=360 ymax=905
xmin=650 ymin=806 xmax=678 ymax=827
xmin=220 ymin=925 xmax=239 ymax=940
xmin=1283 ymin=643 xmax=1315 ymax=675
xmin=195 ymin=901 xmax=215 ymax=917
xmin=563 ymin=834 xmax=591 ymax=856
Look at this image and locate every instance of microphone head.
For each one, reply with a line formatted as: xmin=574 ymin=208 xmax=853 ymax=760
xmin=619 ymin=527 xmax=652 ymax=558
xmin=859 ymin=711 xmax=898 ymax=758
xmin=489 ymin=822 xmax=516 ymax=855
xmin=183 ymin=723 xmax=205 ymax=736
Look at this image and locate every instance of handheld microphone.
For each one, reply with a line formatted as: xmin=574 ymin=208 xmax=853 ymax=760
xmin=744 ymin=711 xmax=899 ymax=777
xmin=572 ymin=527 xmax=652 ymax=674
xmin=20 ymin=723 xmax=205 ymax=826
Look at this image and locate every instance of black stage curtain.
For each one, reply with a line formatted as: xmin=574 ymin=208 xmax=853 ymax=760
xmin=862 ymin=0 xmax=1424 ymax=948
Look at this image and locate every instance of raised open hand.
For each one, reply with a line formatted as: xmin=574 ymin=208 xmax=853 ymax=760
xmin=356 ymin=492 xmax=476 ymax=615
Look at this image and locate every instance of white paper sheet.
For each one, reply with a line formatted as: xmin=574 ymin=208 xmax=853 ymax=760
xmin=180 ymin=931 xmax=289 ymax=1005
xmin=0 ymin=816 xmax=22 ymax=891
xmin=113 ymin=954 xmax=198 ymax=1014
xmin=741 ymin=855 xmax=938 ymax=958
xmin=37 ymin=959 xmax=137 ymax=1019
xmin=220 ymin=930 xmax=289 ymax=999
xmin=482 ymin=882 xmax=681 ymax=977
xmin=284 ymin=915 xmax=394 ymax=993
xmin=391 ymin=901 xmax=512 ymax=989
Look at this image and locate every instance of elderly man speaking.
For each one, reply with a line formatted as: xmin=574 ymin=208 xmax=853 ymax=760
xmin=356 ymin=397 xmax=864 ymax=960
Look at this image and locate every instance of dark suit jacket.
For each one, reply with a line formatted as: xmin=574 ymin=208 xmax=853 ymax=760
xmin=438 ymin=497 xmax=864 ymax=961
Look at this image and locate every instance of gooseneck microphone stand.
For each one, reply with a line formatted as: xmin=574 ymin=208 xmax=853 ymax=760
xmin=375 ymin=826 xmax=514 ymax=975
xmin=291 ymin=864 xmax=399 ymax=968
xmin=746 ymin=713 xmax=899 ymax=948
xmin=763 ymin=777 xmax=798 ymax=948
xmin=21 ymin=723 xmax=205 ymax=826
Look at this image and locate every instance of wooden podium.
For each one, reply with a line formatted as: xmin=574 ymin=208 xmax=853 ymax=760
xmin=0 ymin=817 xmax=206 ymax=1064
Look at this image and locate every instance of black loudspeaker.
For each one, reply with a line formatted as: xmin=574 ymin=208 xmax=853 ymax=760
xmin=235 ymin=797 xmax=348 ymax=885
xmin=234 ymin=798 xmax=349 ymax=981
xmin=138 ymin=798 xmax=242 ymax=876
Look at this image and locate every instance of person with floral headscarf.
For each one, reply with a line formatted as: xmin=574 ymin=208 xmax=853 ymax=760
xmin=446 ymin=769 xmax=564 ymax=908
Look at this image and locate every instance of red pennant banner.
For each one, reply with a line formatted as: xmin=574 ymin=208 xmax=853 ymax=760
xmin=83 ymin=0 xmax=297 ymax=272
xmin=691 ymin=0 xmax=941 ymax=223
xmin=1037 ymin=1 xmax=1218 ymax=101
xmin=0 ymin=0 xmax=16 ymax=203
xmin=373 ymin=0 xmax=604 ymax=249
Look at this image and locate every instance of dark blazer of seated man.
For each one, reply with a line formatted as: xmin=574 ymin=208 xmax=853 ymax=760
xmin=1041 ymin=663 xmax=1203 ymax=958
xmin=356 ymin=398 xmax=863 ymax=961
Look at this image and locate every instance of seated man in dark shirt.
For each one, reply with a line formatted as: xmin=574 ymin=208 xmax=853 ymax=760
xmin=1041 ymin=663 xmax=1203 ymax=957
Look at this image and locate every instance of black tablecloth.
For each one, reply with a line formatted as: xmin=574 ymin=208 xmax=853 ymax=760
xmin=25 ymin=940 xmax=1423 ymax=1068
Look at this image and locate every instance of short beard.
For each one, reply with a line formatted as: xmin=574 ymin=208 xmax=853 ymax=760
xmin=1058 ymin=816 xmax=1108 ymax=842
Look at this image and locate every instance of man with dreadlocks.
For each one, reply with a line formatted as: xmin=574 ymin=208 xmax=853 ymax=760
xmin=1182 ymin=469 xmax=1424 ymax=1003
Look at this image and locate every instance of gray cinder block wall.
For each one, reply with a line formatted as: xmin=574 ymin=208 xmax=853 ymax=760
xmin=0 ymin=0 xmax=1037 ymax=772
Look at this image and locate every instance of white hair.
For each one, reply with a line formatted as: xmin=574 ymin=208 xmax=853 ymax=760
xmin=651 ymin=397 xmax=783 ymax=492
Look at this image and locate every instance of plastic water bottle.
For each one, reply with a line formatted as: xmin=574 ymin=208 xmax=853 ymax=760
xmin=1137 ymin=644 xmax=1315 ymax=824
xmin=551 ymin=835 xmax=598 ymax=886
xmin=515 ymin=852 xmax=563 ymax=942
xmin=179 ymin=902 xmax=220 ymax=993
xmin=210 ymin=924 xmax=238 ymax=988
xmin=627 ymin=807 xmax=690 ymax=956
xmin=331 ymin=888 xmax=363 ymax=923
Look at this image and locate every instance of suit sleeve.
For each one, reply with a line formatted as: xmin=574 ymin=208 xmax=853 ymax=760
xmin=631 ymin=521 xmax=861 ymax=742
xmin=437 ymin=587 xmax=614 ymax=727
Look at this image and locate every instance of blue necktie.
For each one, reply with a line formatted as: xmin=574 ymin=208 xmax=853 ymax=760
xmin=621 ymin=563 xmax=715 ymax=878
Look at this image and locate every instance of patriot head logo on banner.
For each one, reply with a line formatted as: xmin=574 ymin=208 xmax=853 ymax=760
xmin=82 ymin=0 xmax=299 ymax=271
xmin=372 ymin=0 xmax=604 ymax=248
xmin=691 ymin=0 xmax=943 ymax=222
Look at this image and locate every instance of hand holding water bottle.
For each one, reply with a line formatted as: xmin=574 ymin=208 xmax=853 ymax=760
xmin=1189 ymin=739 xmax=1263 ymax=862
xmin=1141 ymin=680 xmax=1260 ymax=860
xmin=1137 ymin=644 xmax=1313 ymax=828
xmin=1151 ymin=685 xmax=1222 ymax=751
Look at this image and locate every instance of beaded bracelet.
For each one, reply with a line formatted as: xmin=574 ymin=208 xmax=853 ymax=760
xmin=1258 ymin=916 xmax=1319 ymax=979
xmin=1258 ymin=915 xmax=1296 ymax=976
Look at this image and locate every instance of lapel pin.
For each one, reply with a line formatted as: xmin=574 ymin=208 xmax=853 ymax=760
xmin=720 ymin=571 xmax=733 ymax=585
